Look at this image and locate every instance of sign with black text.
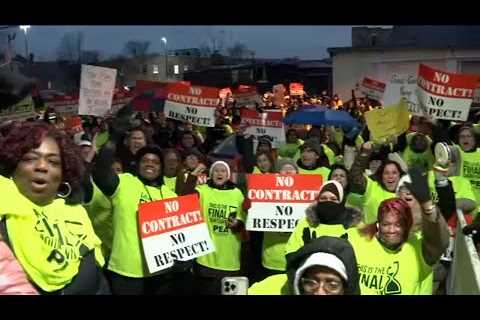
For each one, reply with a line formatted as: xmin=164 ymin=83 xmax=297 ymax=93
xmin=246 ymin=174 xmax=323 ymax=232
xmin=138 ymin=194 xmax=215 ymax=273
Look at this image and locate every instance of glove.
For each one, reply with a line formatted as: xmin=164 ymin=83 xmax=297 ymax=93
xmin=404 ymin=165 xmax=431 ymax=204
xmin=302 ymin=228 xmax=317 ymax=245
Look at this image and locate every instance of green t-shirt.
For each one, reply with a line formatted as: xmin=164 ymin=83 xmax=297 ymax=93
xmin=248 ymin=274 xmax=290 ymax=295
xmin=195 ymin=184 xmax=245 ymax=271
xmin=293 ymin=144 xmax=335 ymax=166
xmin=83 ymin=181 xmax=113 ymax=260
xmin=361 ymin=177 xmax=396 ymax=224
xmin=262 ymin=232 xmax=291 ymax=271
xmin=0 ymin=177 xmax=104 ymax=292
xmin=108 ymin=173 xmax=177 ymax=278
xmin=347 ymin=228 xmax=432 ymax=295
xmin=278 ymin=140 xmax=304 ymax=159
xmin=459 ymin=147 xmax=480 ymax=205
xmin=163 ymin=176 xmax=177 ymax=193
xmin=285 ymin=217 xmax=349 ymax=255
xmin=298 ymin=166 xmax=331 ymax=183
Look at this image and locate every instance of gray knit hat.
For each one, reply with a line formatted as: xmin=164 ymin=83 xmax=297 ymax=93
xmin=276 ymin=157 xmax=299 ymax=173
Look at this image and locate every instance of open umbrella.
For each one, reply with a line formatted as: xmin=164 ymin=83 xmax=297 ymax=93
xmin=284 ymin=107 xmax=359 ymax=131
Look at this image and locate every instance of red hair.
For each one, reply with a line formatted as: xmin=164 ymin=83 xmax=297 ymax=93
xmin=0 ymin=122 xmax=85 ymax=190
xmin=360 ymin=198 xmax=413 ymax=242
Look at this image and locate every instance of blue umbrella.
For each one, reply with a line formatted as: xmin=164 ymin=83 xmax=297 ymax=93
xmin=284 ymin=107 xmax=359 ymax=131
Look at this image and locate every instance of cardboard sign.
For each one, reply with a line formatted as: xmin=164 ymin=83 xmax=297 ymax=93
xmin=289 ymin=83 xmax=304 ymax=96
xmin=164 ymin=82 xmax=219 ymax=127
xmin=383 ymin=74 xmax=421 ymax=115
xmin=273 ymin=84 xmax=286 ymax=106
xmin=63 ymin=116 xmax=84 ymax=134
xmin=416 ymin=64 xmax=477 ymax=121
xmin=79 ymin=65 xmax=117 ymax=116
xmin=361 ymin=77 xmax=386 ymax=101
xmin=365 ymin=100 xmax=411 ymax=143
xmin=246 ymin=174 xmax=323 ymax=232
xmin=232 ymin=85 xmax=262 ymax=108
xmin=241 ymin=108 xmax=286 ymax=148
xmin=0 ymin=95 xmax=35 ymax=122
xmin=138 ymin=194 xmax=215 ymax=273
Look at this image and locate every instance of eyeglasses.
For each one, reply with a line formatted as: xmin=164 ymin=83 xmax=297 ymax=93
xmin=300 ymin=277 xmax=344 ymax=295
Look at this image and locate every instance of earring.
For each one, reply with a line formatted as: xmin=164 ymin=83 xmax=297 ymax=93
xmin=57 ymin=182 xmax=72 ymax=198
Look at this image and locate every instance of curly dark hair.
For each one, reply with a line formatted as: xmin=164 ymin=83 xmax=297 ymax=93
xmin=0 ymin=121 xmax=85 ymax=190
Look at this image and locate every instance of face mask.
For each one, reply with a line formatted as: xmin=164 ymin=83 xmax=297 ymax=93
xmin=314 ymin=201 xmax=345 ymax=224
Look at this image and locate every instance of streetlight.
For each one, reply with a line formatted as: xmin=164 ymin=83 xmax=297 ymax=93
xmin=19 ymin=25 xmax=31 ymax=60
xmin=161 ymin=37 xmax=167 ymax=80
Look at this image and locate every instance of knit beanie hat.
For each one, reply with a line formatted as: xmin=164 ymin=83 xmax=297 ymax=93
xmin=318 ymin=180 xmax=344 ymax=203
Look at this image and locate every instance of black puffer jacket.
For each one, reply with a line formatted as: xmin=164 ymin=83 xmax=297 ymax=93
xmin=285 ymin=236 xmax=360 ymax=295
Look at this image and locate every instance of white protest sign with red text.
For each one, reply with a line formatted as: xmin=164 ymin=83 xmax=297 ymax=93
xmin=241 ymin=108 xmax=286 ymax=148
xmin=416 ymin=64 xmax=477 ymax=121
xmin=164 ymin=82 xmax=219 ymax=127
xmin=138 ymin=194 xmax=215 ymax=273
xmin=246 ymin=174 xmax=323 ymax=232
xmin=232 ymin=85 xmax=262 ymax=108
xmin=361 ymin=77 xmax=386 ymax=101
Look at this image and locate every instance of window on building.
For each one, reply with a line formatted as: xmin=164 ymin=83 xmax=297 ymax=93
xmin=153 ymin=64 xmax=159 ymax=74
xmin=184 ymin=65 xmax=189 ymax=71
xmin=174 ymin=65 xmax=180 ymax=75
xmin=142 ymin=64 xmax=148 ymax=74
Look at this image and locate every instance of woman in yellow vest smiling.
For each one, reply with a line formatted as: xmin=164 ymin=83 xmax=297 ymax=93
xmin=349 ymin=141 xmax=406 ymax=224
xmin=347 ymin=166 xmax=449 ymax=295
xmin=194 ymin=160 xmax=246 ymax=295
xmin=0 ymin=122 xmax=107 ymax=295
xmin=92 ymin=142 xmax=197 ymax=295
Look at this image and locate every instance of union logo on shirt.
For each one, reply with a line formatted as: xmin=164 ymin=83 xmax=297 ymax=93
xmin=359 ymin=261 xmax=402 ymax=295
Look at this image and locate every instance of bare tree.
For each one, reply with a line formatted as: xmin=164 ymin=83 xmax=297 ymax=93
xmin=56 ymin=31 xmax=84 ymax=63
xmin=123 ymin=40 xmax=150 ymax=59
xmin=81 ymin=50 xmax=103 ymax=64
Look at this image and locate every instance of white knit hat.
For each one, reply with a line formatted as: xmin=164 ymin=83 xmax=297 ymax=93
xmin=319 ymin=180 xmax=344 ymax=203
xmin=209 ymin=161 xmax=231 ymax=180
xmin=294 ymin=252 xmax=348 ymax=295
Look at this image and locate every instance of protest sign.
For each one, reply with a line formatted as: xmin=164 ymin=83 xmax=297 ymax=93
xmin=164 ymin=82 xmax=219 ymax=127
xmin=219 ymin=87 xmax=232 ymax=99
xmin=364 ymin=100 xmax=411 ymax=143
xmin=246 ymin=174 xmax=323 ymax=232
xmin=0 ymin=95 xmax=35 ymax=122
xmin=361 ymin=77 xmax=386 ymax=101
xmin=63 ymin=116 xmax=84 ymax=134
xmin=78 ymin=65 xmax=117 ymax=116
xmin=383 ymin=74 xmax=422 ymax=115
xmin=416 ymin=64 xmax=477 ymax=121
xmin=44 ymin=93 xmax=79 ymax=117
xmin=241 ymin=108 xmax=286 ymax=148
xmin=138 ymin=193 xmax=215 ymax=273
xmin=273 ymin=84 xmax=286 ymax=106
xmin=132 ymin=80 xmax=168 ymax=112
xmin=232 ymin=85 xmax=262 ymax=108
xmin=289 ymin=83 xmax=304 ymax=96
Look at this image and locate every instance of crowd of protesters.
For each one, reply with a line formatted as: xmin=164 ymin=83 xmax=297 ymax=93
xmin=0 ymin=81 xmax=479 ymax=296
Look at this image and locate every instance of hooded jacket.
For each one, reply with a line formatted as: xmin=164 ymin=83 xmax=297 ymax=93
xmin=285 ymin=236 xmax=360 ymax=295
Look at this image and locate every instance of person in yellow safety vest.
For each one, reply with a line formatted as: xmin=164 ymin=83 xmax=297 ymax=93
xmin=0 ymin=122 xmax=107 ymax=295
xmin=285 ymin=180 xmax=358 ymax=256
xmin=349 ymin=141 xmax=406 ymax=224
xmin=346 ymin=166 xmax=449 ymax=295
xmin=296 ymin=138 xmax=331 ymax=182
xmin=193 ymin=161 xmax=247 ymax=295
xmin=259 ymin=158 xmax=299 ymax=280
xmin=248 ymin=236 xmax=360 ymax=295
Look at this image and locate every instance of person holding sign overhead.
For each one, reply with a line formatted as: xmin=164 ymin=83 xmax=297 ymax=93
xmin=92 ymin=142 xmax=198 ymax=295
xmin=193 ymin=160 xmax=246 ymax=295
